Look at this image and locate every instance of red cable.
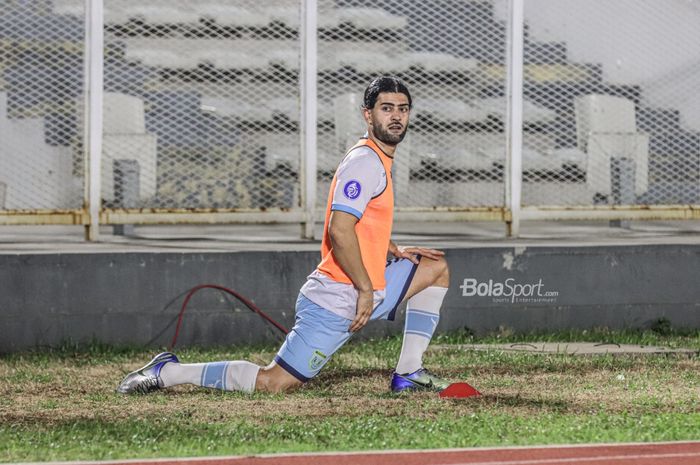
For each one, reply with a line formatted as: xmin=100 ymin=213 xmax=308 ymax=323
xmin=169 ymin=284 xmax=289 ymax=350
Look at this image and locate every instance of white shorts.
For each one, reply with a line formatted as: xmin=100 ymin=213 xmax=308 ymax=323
xmin=274 ymin=257 xmax=420 ymax=382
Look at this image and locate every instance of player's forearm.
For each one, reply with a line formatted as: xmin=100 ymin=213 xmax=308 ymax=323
xmin=329 ymin=225 xmax=373 ymax=293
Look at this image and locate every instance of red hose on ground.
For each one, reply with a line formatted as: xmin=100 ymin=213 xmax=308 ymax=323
xmin=169 ymin=284 xmax=289 ymax=350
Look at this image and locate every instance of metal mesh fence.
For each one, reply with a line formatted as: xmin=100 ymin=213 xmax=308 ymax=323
xmin=96 ymin=0 xmax=302 ymax=210
xmin=521 ymin=0 xmax=700 ymax=206
xmin=2 ymin=0 xmax=700 ymax=223
xmin=0 ymin=0 xmax=84 ymax=210
xmin=317 ymin=0 xmax=507 ymax=209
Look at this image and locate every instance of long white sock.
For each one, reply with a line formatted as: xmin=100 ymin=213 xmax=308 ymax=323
xmin=160 ymin=360 xmax=260 ymax=393
xmin=395 ymin=286 xmax=447 ymax=374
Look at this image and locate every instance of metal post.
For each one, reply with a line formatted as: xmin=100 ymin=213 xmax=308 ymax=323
xmin=84 ymin=0 xmax=104 ymax=241
xmin=610 ymin=157 xmax=636 ymax=228
xmin=505 ymin=0 xmax=524 ymax=237
xmin=299 ymin=0 xmax=318 ymax=240
xmin=113 ymin=159 xmax=140 ymax=236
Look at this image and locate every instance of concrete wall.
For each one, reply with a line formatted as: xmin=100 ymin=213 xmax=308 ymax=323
xmin=1 ymin=245 xmax=699 ymax=352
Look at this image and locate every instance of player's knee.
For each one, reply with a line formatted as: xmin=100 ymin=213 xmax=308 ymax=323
xmin=433 ymin=255 xmax=449 ymax=287
xmin=256 ymin=365 xmax=303 ymax=394
xmin=263 ymin=379 xmax=299 ymax=394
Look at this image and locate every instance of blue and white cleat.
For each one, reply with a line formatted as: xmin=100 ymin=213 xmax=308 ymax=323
xmin=391 ymin=367 xmax=451 ymax=393
xmin=116 ymin=352 xmax=179 ymax=394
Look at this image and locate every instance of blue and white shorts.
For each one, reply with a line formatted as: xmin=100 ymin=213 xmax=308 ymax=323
xmin=274 ymin=257 xmax=419 ymax=382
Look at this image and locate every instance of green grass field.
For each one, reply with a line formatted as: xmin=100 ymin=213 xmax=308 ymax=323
xmin=2 ymin=328 xmax=700 ymax=463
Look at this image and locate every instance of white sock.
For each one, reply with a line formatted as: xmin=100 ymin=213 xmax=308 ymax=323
xmin=160 ymin=360 xmax=260 ymax=393
xmin=395 ymin=286 xmax=447 ymax=374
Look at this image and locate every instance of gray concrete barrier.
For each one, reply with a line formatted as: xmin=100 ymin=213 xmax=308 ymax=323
xmin=1 ymin=244 xmax=699 ymax=352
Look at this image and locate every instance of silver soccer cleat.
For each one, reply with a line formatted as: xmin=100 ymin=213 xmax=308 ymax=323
xmin=116 ymin=352 xmax=179 ymax=394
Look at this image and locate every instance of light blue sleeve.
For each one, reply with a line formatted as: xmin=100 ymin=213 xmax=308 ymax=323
xmin=330 ymin=150 xmax=386 ymax=219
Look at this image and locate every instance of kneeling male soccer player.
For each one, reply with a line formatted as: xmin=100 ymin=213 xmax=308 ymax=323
xmin=117 ymin=76 xmax=452 ymax=395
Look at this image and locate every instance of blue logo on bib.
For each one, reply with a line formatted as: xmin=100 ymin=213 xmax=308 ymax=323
xmin=343 ymin=180 xmax=362 ymax=200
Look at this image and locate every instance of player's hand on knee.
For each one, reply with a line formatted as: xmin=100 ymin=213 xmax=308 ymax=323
xmin=396 ymin=246 xmax=445 ymax=262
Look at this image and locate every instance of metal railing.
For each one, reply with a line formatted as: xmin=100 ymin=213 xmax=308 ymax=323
xmin=1 ymin=0 xmax=698 ymax=239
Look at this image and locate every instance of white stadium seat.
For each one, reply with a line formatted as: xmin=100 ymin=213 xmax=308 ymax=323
xmin=203 ymin=49 xmax=269 ymax=70
xmin=53 ymin=0 xmax=130 ymax=24
xmin=337 ymin=7 xmax=408 ymax=30
xmin=129 ymin=5 xmax=200 ymax=25
xmin=333 ymin=50 xmax=406 ymax=74
xmin=414 ymin=98 xmax=491 ymax=124
xmin=475 ymin=97 xmax=558 ymax=125
xmin=405 ymin=52 xmax=479 ymax=73
xmin=575 ymin=94 xmax=648 ymax=197
xmin=193 ymin=4 xmax=270 ymax=27
xmin=124 ymin=39 xmax=298 ymax=70
xmin=0 ymin=93 xmax=74 ymax=209
xmin=200 ymin=97 xmax=273 ymax=121
xmin=52 ymin=0 xmax=82 ymax=17
xmin=126 ymin=46 xmax=200 ymax=69
xmin=266 ymin=6 xmax=302 ymax=28
xmin=574 ymin=94 xmax=637 ymax=152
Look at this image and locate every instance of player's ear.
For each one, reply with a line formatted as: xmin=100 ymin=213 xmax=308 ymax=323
xmin=362 ymin=106 xmax=372 ymax=125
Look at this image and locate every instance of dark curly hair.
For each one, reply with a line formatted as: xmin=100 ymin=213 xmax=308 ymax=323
xmin=362 ymin=76 xmax=412 ymax=110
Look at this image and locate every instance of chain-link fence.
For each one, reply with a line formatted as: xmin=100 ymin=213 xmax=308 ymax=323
xmin=97 ymin=0 xmax=302 ymax=211
xmin=521 ymin=0 xmax=700 ymax=207
xmin=1 ymin=0 xmax=699 ymax=232
xmin=0 ymin=0 xmax=84 ymax=210
xmin=317 ymin=0 xmax=507 ymax=209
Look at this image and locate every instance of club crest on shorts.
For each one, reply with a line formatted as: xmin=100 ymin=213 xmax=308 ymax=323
xmin=309 ymin=350 xmax=328 ymax=371
xmin=343 ymin=180 xmax=362 ymax=200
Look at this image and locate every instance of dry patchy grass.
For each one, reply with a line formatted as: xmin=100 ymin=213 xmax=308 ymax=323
xmin=2 ymin=347 xmax=698 ymax=430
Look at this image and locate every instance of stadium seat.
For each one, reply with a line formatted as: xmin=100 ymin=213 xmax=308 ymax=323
xmin=128 ymin=5 xmax=199 ymax=25
xmin=193 ymin=4 xmax=270 ymax=28
xmin=575 ymin=94 xmax=649 ymax=197
xmin=574 ymin=94 xmax=637 ymax=152
xmin=414 ymin=98 xmax=491 ymax=124
xmin=0 ymin=9 xmax=83 ymax=41
xmin=51 ymin=0 xmax=83 ymax=18
xmin=474 ymin=97 xmax=558 ymax=126
xmin=336 ymin=7 xmax=408 ymax=30
xmin=203 ymin=49 xmax=269 ymax=70
xmin=354 ymin=49 xmax=406 ymax=74
xmin=230 ymin=39 xmax=298 ymax=70
xmin=265 ymin=6 xmax=302 ymax=29
xmin=482 ymin=63 xmax=596 ymax=86
xmin=323 ymin=49 xmax=406 ymax=74
xmin=55 ymin=0 xmax=190 ymax=26
xmin=262 ymin=132 xmax=301 ymax=172
xmin=123 ymin=38 xmax=295 ymax=71
xmin=522 ymin=146 xmax=586 ymax=172
xmin=0 ymin=92 xmax=75 ymax=209
xmin=95 ymin=93 xmax=158 ymax=203
xmin=200 ymin=97 xmax=273 ymax=121
xmin=128 ymin=46 xmax=200 ymax=69
xmin=542 ymin=147 xmax=587 ymax=170
xmin=404 ymin=52 xmax=479 ymax=73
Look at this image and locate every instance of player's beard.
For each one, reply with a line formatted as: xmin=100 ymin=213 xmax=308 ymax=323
xmin=372 ymin=120 xmax=408 ymax=146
